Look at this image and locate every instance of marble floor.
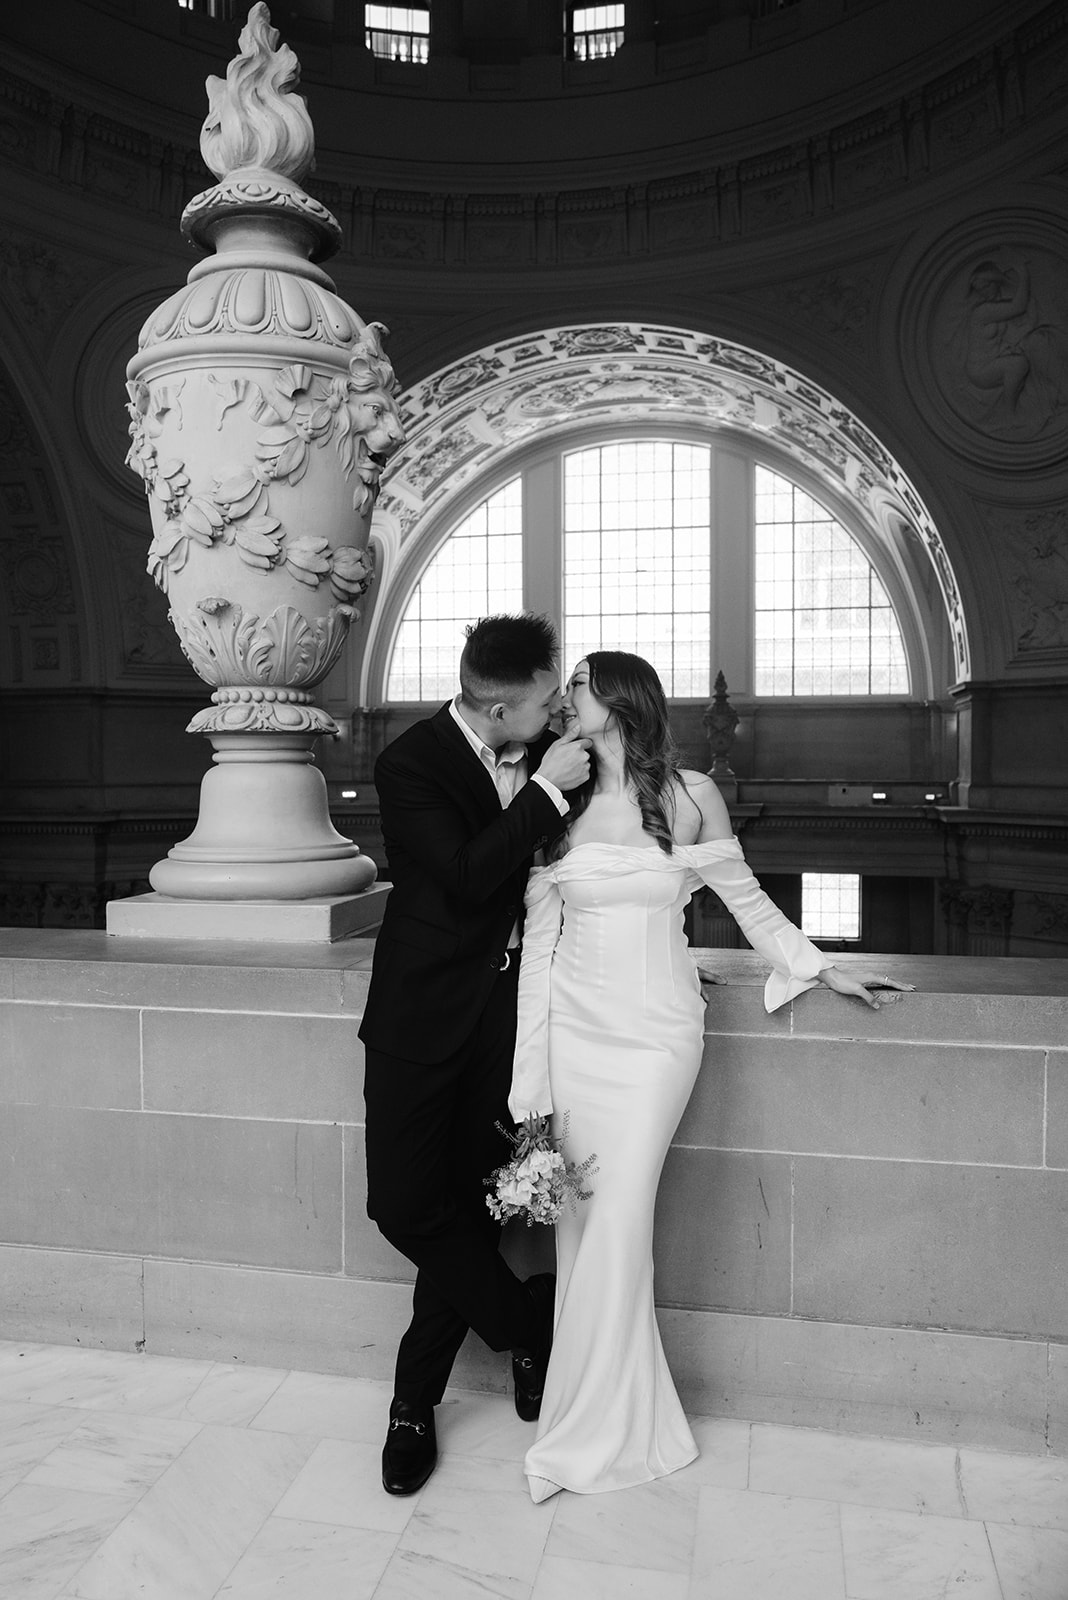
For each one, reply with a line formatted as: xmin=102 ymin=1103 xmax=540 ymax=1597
xmin=0 ymin=1341 xmax=1065 ymax=1599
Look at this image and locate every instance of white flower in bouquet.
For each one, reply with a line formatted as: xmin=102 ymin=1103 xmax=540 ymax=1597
xmin=485 ymin=1114 xmax=597 ymax=1227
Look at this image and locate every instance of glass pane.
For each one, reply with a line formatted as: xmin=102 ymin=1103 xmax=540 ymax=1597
xmin=753 ymin=465 xmax=909 ymax=696
xmin=562 ymin=441 xmax=711 ymax=696
xmin=801 ymin=873 xmax=861 ymax=940
xmin=386 ymin=479 xmax=524 ymax=700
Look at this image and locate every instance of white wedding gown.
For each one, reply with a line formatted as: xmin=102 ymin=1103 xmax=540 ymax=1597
xmin=508 ymin=837 xmax=827 ymax=1502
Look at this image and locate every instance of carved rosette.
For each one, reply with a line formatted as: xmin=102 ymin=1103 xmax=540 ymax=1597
xmin=122 ymin=4 xmax=405 ymax=904
xmin=125 ymin=3 xmax=404 ymax=741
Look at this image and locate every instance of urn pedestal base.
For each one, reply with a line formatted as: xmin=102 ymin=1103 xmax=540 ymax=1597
xmin=147 ymin=731 xmax=373 ymax=903
xmin=106 ymin=886 xmax=390 ymax=944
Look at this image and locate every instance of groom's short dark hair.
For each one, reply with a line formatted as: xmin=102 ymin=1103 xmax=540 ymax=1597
xmin=459 ymin=613 xmax=558 ymax=709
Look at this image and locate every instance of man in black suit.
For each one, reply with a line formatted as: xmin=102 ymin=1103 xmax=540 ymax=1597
xmin=361 ymin=613 xmax=590 ymax=1494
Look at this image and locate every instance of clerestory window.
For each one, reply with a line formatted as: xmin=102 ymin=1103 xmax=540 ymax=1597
xmin=568 ymin=4 xmax=626 ymax=60
xmin=365 ymin=4 xmax=430 ymax=63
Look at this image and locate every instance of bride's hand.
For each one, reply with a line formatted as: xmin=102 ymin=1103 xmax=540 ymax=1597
xmin=817 ymin=967 xmax=916 ymax=1010
xmin=696 ymin=967 xmax=726 ymax=986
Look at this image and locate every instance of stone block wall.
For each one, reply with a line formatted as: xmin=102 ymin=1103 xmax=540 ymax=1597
xmin=1 ymin=930 xmax=1066 ymax=1455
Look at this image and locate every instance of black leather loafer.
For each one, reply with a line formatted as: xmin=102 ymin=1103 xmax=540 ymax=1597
xmin=513 ymin=1272 xmax=556 ymax=1421
xmin=381 ymin=1398 xmax=437 ymax=1495
xmin=512 ymin=1349 xmax=544 ymax=1422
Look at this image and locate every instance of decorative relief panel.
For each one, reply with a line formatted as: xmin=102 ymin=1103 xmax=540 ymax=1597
xmin=0 ymin=377 xmax=33 ymax=461
xmin=0 ymin=537 xmax=75 ymax=625
xmin=980 ymin=502 xmax=1068 ymax=661
xmin=1016 ymin=890 xmax=1068 ymax=945
xmin=0 ymin=230 xmax=96 ymax=339
xmin=833 ymin=136 xmax=905 ymax=204
xmin=927 ymin=89 xmax=999 ymax=166
xmin=740 ymin=260 xmax=881 ymax=356
xmin=467 ymin=224 xmax=532 ymax=267
xmin=558 ymin=217 xmax=625 ymax=263
xmin=105 ymin=519 xmax=191 ymax=675
xmin=375 ymin=219 xmax=435 ymax=261
xmin=741 ymin=173 xmax=809 ymax=234
xmin=903 ymin=210 xmax=1068 ymax=468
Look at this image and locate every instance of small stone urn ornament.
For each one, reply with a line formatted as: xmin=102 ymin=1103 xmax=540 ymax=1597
xmin=125 ymin=3 xmax=405 ymax=900
xmin=703 ymin=670 xmax=739 ymax=803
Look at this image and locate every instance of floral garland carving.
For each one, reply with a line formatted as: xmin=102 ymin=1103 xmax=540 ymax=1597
xmin=125 ymin=323 xmax=401 ymax=599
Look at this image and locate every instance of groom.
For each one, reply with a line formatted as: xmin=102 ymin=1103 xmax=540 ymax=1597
xmin=360 ymin=613 xmax=590 ymax=1494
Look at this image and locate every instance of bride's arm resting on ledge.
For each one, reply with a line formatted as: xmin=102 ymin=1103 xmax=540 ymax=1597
xmin=687 ymin=770 xmax=916 ymax=1012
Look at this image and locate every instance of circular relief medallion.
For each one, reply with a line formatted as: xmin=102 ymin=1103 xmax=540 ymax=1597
xmin=903 ymin=209 xmax=1068 ymax=468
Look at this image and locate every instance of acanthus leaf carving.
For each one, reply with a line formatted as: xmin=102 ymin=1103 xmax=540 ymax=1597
xmin=170 ymin=598 xmax=356 ymax=694
xmin=246 ymin=605 xmax=317 ymax=681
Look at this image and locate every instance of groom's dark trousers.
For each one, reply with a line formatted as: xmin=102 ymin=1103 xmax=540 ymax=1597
xmin=360 ymin=705 xmax=568 ymax=1408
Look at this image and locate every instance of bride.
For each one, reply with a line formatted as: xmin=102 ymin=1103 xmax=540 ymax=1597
xmin=508 ymin=651 xmax=913 ymax=1502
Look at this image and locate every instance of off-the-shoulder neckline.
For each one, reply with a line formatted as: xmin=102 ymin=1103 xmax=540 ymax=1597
xmin=554 ymin=837 xmax=739 ymax=858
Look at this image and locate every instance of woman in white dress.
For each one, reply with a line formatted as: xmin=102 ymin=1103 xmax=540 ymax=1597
xmin=508 ymin=652 xmax=912 ymax=1503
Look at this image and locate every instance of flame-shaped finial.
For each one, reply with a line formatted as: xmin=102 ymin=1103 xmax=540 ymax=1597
xmin=200 ymin=3 xmax=315 ymax=183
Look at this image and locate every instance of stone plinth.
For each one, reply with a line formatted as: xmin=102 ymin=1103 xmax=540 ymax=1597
xmin=105 ymin=886 xmax=390 ymax=943
xmin=1 ymin=929 xmax=1067 ymax=1454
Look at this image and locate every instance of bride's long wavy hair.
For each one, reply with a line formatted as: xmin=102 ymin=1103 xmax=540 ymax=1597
xmin=556 ymin=651 xmax=682 ymax=856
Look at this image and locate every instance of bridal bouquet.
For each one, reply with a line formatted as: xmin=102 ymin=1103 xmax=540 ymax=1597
xmin=485 ymin=1113 xmax=597 ymax=1227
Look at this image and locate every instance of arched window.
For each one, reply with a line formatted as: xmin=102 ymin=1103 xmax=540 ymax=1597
xmin=385 ymin=479 xmax=522 ymax=700
xmin=563 ymin=440 xmax=711 ymax=696
xmin=754 ymin=466 xmax=908 ymax=695
xmin=380 ymin=437 xmax=911 ymax=703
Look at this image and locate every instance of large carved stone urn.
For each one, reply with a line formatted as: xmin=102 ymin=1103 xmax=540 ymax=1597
xmin=124 ymin=4 xmax=404 ymax=902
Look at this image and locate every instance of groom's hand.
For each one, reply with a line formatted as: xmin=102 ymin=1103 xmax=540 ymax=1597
xmin=538 ymin=726 xmax=592 ymax=792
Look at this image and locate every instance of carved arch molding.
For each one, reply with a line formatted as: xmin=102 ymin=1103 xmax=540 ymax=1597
xmin=367 ymin=323 xmax=969 ymax=697
xmin=0 ymin=367 xmax=84 ymax=688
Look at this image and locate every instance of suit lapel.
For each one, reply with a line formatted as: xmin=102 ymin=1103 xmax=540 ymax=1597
xmin=429 ymin=704 xmax=500 ymax=817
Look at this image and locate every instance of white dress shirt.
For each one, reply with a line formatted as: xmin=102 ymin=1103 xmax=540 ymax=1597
xmin=449 ymin=695 xmax=568 ymax=947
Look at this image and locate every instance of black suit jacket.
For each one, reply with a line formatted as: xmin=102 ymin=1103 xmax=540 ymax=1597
xmin=359 ymin=704 xmax=569 ymax=1063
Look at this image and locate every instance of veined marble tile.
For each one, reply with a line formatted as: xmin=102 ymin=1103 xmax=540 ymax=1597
xmin=249 ymin=1370 xmax=392 ymax=1444
xmin=214 ymin=1516 xmax=397 ymax=1599
xmin=274 ymin=1437 xmax=419 ymax=1534
xmin=434 ymin=1389 xmax=538 ymax=1462
xmin=25 ymin=1410 xmax=202 ymax=1498
xmin=532 ymin=1553 xmax=690 ymax=1599
xmin=0 ymin=1481 xmax=134 ymax=1600
xmin=65 ymin=1424 xmax=316 ymax=1600
xmin=546 ymin=1476 xmax=699 ymax=1574
xmin=987 ymin=1519 xmax=1068 ymax=1600
xmin=673 ymin=1417 xmax=750 ymax=1489
xmin=958 ymin=1449 xmax=1068 ymax=1532
xmin=0 ymin=1400 xmax=86 ymax=1495
xmin=156 ymin=1362 xmax=288 ymax=1427
xmin=425 ymin=1450 xmax=529 ymax=1497
xmin=748 ymin=1424 xmax=963 ymax=1517
xmin=0 ymin=1344 xmax=211 ymax=1417
xmin=690 ymin=1485 xmax=845 ymax=1599
xmin=841 ymin=1504 xmax=1002 ymax=1599
xmin=397 ymin=1469 xmax=555 ymax=1591
xmin=372 ymin=1546 xmax=531 ymax=1600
